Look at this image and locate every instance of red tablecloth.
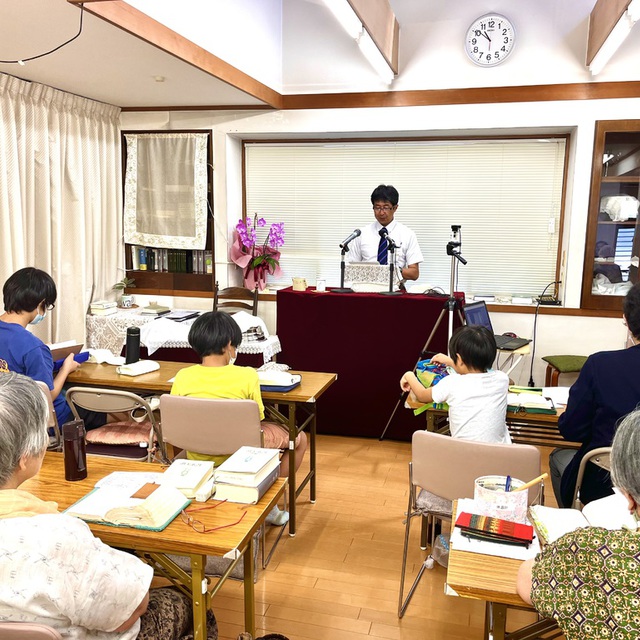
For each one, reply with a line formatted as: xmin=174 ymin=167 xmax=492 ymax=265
xmin=276 ymin=287 xmax=464 ymax=441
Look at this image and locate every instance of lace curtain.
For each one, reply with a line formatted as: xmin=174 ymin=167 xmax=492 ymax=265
xmin=123 ymin=132 xmax=209 ymax=249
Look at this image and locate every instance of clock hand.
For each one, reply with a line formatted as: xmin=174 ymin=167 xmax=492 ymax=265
xmin=482 ymin=31 xmax=491 ymax=42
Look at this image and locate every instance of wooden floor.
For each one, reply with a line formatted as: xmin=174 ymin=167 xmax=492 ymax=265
xmin=211 ymin=435 xmax=561 ymax=640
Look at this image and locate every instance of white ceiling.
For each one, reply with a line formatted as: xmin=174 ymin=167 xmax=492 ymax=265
xmin=3 ymin=0 xmax=633 ymax=111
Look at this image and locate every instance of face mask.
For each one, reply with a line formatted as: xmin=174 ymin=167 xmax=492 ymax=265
xmin=228 ymin=348 xmax=236 ymax=366
xmin=29 ymin=310 xmax=46 ymax=325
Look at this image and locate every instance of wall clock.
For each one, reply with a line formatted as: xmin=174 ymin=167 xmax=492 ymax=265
xmin=464 ymin=14 xmax=515 ymax=67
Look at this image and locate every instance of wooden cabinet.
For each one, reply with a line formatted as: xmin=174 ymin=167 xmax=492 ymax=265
xmin=582 ymin=120 xmax=640 ymax=311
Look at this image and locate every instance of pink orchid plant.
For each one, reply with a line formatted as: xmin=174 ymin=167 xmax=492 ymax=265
xmin=230 ymin=214 xmax=285 ymax=290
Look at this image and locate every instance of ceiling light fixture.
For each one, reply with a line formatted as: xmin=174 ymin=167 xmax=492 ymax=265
xmin=322 ymin=0 xmax=395 ymax=84
xmin=589 ymin=0 xmax=640 ymax=75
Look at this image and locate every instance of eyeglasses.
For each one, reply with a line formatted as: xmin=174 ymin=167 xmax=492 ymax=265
xmin=373 ymin=205 xmax=394 ymax=212
xmin=180 ymin=499 xmax=247 ymax=534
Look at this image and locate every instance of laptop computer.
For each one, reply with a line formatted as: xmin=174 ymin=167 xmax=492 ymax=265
xmin=462 ymin=300 xmax=531 ymax=351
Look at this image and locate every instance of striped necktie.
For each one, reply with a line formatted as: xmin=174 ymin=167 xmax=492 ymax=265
xmin=377 ymin=229 xmax=388 ymax=265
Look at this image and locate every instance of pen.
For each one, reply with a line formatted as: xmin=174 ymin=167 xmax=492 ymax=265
xmin=504 ymin=475 xmax=512 ymax=492
xmin=512 ymin=472 xmax=549 ymax=492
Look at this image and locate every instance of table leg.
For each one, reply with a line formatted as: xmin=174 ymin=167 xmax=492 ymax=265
xmin=190 ymin=554 xmax=208 ymax=640
xmin=286 ymin=401 xmax=297 ymax=536
xmin=485 ymin=602 xmax=507 ymax=640
xmin=244 ymin=534 xmax=256 ymax=636
xmin=310 ymin=405 xmax=316 ymax=503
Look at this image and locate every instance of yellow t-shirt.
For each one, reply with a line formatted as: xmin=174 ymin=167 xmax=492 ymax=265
xmin=170 ymin=364 xmax=264 ymax=463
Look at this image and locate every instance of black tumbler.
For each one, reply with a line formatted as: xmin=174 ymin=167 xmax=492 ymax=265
xmin=125 ymin=326 xmax=141 ymax=364
xmin=62 ymin=419 xmax=87 ymax=481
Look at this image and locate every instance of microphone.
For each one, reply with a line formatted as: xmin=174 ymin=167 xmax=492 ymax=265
xmin=379 ymin=227 xmax=388 ymax=238
xmin=339 ymin=228 xmax=361 ymax=249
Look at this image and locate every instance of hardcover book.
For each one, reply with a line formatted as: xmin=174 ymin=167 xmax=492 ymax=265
xmin=215 ymin=447 xmax=280 ymax=487
xmin=214 ymin=466 xmax=279 ymax=504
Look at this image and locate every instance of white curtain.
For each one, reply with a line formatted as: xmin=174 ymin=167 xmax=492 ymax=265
xmin=0 ymin=73 xmax=122 ymax=344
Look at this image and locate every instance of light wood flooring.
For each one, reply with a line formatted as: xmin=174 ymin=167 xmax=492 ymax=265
xmin=211 ymin=435 xmax=561 ymax=640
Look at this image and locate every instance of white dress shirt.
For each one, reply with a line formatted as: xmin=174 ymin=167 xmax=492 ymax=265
xmin=347 ymin=219 xmax=424 ymax=269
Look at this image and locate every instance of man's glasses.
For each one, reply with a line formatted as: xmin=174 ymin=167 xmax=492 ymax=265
xmin=373 ymin=205 xmax=394 ymax=212
xmin=180 ymin=499 xmax=247 ymax=534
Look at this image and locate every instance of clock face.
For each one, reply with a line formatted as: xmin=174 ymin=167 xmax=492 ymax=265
xmin=465 ymin=14 xmax=515 ymax=67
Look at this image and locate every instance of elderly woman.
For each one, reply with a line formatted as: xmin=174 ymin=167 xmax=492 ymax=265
xmin=0 ymin=372 xmax=217 ymax=640
xmin=517 ymin=408 xmax=640 ymax=639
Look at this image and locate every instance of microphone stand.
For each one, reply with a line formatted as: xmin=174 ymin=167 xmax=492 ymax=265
xmin=379 ymin=238 xmax=401 ymax=296
xmin=333 ymin=246 xmax=354 ymax=294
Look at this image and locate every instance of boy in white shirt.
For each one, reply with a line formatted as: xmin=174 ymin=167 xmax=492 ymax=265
xmin=400 ymin=325 xmax=511 ymax=443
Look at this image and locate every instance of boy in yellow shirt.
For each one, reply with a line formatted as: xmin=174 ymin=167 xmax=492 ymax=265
xmin=171 ymin=311 xmax=307 ymax=525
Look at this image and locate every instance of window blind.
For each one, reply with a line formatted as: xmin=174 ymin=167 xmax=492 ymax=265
xmin=244 ymin=138 xmax=566 ymax=297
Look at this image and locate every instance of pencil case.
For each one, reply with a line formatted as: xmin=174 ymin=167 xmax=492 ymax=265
xmin=455 ymin=511 xmax=534 ymax=546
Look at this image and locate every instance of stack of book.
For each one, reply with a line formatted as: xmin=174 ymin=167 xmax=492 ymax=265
xmin=141 ymin=303 xmax=171 ymax=316
xmin=214 ymin=446 xmax=280 ymax=503
xmin=90 ymin=300 xmax=118 ymax=316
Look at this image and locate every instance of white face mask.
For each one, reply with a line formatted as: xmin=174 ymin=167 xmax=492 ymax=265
xmin=29 ymin=309 xmax=46 ymax=325
xmin=228 ymin=347 xmax=237 ymax=366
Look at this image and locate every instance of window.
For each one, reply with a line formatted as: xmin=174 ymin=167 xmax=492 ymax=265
xmin=244 ymin=138 xmax=567 ymax=297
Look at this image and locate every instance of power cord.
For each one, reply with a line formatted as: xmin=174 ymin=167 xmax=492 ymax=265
xmin=528 ymin=280 xmax=561 ymax=387
xmin=0 ymin=5 xmax=85 ymax=65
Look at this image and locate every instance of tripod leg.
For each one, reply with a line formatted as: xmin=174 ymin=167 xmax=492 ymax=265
xmin=379 ymin=306 xmax=449 ymax=441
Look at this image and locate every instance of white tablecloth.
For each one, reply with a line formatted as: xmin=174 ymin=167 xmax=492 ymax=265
xmin=86 ymin=309 xmax=281 ymax=363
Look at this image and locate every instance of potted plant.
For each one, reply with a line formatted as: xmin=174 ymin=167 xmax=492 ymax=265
xmin=112 ymin=276 xmax=136 ymax=307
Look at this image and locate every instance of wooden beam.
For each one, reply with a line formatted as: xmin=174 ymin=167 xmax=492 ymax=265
xmin=348 ymin=0 xmax=399 ymax=73
xmin=66 ymin=0 xmax=283 ymax=109
xmin=587 ymin=0 xmax=632 ymax=66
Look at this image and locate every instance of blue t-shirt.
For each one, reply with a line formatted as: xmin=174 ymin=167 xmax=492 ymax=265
xmin=0 ymin=320 xmax=72 ymax=424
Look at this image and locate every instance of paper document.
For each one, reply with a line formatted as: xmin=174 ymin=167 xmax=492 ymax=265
xmin=95 ymin=471 xmax=164 ymax=492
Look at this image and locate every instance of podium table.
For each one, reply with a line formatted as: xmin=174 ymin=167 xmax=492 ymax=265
xmin=276 ymin=287 xmax=464 ymax=441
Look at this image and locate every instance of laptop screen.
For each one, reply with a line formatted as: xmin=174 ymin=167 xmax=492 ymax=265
xmin=462 ymin=301 xmax=494 ymax=332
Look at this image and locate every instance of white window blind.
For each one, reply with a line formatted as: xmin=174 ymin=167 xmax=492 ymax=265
xmin=244 ymin=139 xmax=566 ymax=297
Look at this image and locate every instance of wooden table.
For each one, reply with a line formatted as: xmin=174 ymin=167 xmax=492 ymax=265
xmin=446 ymin=501 xmax=558 ymax=640
xmin=22 ymin=452 xmax=286 ymax=639
xmin=67 ymin=362 xmax=337 ymax=536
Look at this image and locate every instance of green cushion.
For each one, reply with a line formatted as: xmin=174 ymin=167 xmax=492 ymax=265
xmin=541 ymin=355 xmax=588 ymax=373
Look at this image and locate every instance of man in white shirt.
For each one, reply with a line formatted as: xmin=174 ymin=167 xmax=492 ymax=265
xmin=347 ymin=184 xmax=424 ymax=280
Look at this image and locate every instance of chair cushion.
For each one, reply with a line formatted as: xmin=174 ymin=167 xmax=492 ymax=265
xmin=85 ymin=421 xmax=151 ymax=446
xmin=541 ymin=355 xmax=588 ymax=373
xmin=416 ymin=489 xmax=452 ymax=516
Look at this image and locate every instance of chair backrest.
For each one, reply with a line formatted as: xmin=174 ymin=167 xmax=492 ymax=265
xmin=572 ymin=446 xmax=612 ymax=510
xmin=214 ymin=282 xmax=259 ymax=316
xmin=0 ymin=622 xmax=63 ymax=639
xmin=411 ymin=431 xmax=542 ymax=505
xmin=65 ymin=387 xmax=164 ymax=461
xmin=160 ymin=395 xmax=262 ymax=456
xmin=35 ymin=380 xmax=60 ymax=450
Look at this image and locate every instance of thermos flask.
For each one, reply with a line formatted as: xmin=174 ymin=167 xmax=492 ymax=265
xmin=62 ymin=419 xmax=87 ymax=481
xmin=125 ymin=326 xmax=141 ymax=364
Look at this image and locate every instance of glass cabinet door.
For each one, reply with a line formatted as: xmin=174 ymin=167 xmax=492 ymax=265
xmin=582 ymin=121 xmax=640 ymax=311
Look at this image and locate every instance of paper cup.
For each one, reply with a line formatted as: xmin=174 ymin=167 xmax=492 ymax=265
xmin=473 ymin=475 xmax=528 ymax=524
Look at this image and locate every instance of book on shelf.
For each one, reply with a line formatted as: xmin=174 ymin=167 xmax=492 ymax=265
xmin=528 ymin=491 xmax=636 ymax=545
xmin=130 ymin=245 xmax=141 ymax=270
xmin=65 ymin=483 xmax=189 ymax=531
xmin=215 ymin=446 xmax=281 ymax=487
xmin=138 ymin=247 xmax=147 ymax=271
xmin=161 ymin=459 xmax=215 ymax=499
xmin=214 ymin=466 xmax=279 ymax=504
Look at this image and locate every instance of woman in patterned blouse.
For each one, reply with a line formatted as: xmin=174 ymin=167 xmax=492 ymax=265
xmin=517 ymin=409 xmax=640 ymax=639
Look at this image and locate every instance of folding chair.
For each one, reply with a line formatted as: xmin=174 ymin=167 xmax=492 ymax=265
xmin=35 ymin=381 xmax=61 ymax=451
xmin=65 ymin=387 xmax=164 ymax=462
xmin=399 ymin=430 xmax=542 ymax=618
xmin=572 ymin=446 xmax=612 ymax=510
xmin=159 ymin=394 xmax=286 ymax=568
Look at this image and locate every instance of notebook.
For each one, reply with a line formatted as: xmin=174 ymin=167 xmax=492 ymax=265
xmin=463 ymin=300 xmax=531 ymax=351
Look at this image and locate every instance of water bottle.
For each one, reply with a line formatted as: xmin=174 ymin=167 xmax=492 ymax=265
xmin=125 ymin=326 xmax=141 ymax=364
xmin=62 ymin=419 xmax=87 ymax=481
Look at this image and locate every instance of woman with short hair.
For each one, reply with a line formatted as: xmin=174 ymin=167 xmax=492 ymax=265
xmin=0 ymin=372 xmax=217 ymax=640
xmin=517 ymin=408 xmax=640 ymax=639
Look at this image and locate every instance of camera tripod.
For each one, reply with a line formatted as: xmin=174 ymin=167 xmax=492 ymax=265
xmin=379 ymin=226 xmax=467 ymax=441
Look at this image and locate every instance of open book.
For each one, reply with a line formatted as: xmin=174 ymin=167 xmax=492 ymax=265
xmin=161 ymin=459 xmax=215 ymax=499
xmin=529 ymin=491 xmax=637 ymax=544
xmin=65 ymin=483 xmax=189 ymax=531
xmin=507 ymin=389 xmax=555 ymax=414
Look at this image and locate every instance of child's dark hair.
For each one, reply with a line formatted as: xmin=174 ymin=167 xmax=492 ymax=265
xmin=623 ymin=282 xmax=640 ymax=338
xmin=3 ymin=267 xmax=57 ymax=313
xmin=188 ymin=311 xmax=242 ymax=358
xmin=448 ymin=325 xmax=496 ymax=372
